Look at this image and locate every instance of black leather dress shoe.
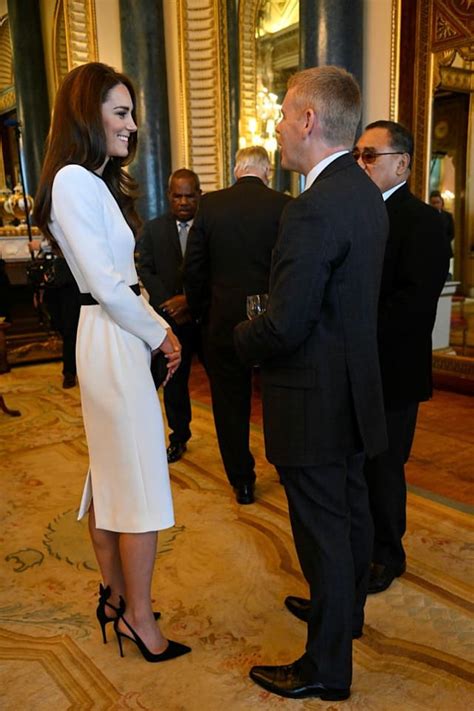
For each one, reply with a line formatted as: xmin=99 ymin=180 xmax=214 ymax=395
xmin=284 ymin=595 xmax=362 ymax=638
xmin=233 ymin=483 xmax=255 ymax=505
xmin=62 ymin=374 xmax=77 ymax=389
xmin=249 ymin=661 xmax=350 ymax=700
xmin=367 ymin=561 xmax=406 ymax=594
xmin=166 ymin=442 xmax=187 ymax=463
xmin=285 ymin=595 xmax=310 ymax=622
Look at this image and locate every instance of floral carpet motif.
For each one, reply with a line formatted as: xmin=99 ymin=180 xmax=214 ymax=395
xmin=0 ymin=363 xmax=473 ymax=710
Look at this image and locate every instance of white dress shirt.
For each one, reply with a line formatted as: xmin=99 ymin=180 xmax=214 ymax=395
xmin=382 ymin=181 xmax=406 ymax=202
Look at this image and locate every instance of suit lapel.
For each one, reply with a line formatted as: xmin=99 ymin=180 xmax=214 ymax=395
xmin=166 ymin=213 xmax=183 ymax=260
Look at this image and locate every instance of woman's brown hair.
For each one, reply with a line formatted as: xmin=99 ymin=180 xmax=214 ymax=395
xmin=34 ymin=62 xmax=141 ymax=241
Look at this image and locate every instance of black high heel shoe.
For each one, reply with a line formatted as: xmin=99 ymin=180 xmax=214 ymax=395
xmin=96 ymin=584 xmax=161 ymax=644
xmin=113 ymin=596 xmax=191 ymax=663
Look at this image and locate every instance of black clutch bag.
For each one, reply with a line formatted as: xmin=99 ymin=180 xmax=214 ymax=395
xmin=26 ymin=254 xmax=74 ymax=289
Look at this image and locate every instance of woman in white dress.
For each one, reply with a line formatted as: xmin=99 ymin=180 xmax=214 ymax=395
xmin=34 ymin=62 xmax=190 ymax=663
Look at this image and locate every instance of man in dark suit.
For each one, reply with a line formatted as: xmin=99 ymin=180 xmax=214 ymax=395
xmin=137 ymin=168 xmax=201 ymax=463
xmin=430 ymin=190 xmax=454 ymax=274
xmin=184 ymin=147 xmax=291 ymax=504
xmin=353 ymin=121 xmax=450 ymax=593
xmin=233 ymin=67 xmax=388 ymax=700
xmin=283 ymin=122 xmax=452 ymax=621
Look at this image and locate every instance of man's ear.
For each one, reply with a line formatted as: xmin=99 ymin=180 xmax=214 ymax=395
xmin=396 ymin=153 xmax=411 ymax=175
xmin=303 ymin=108 xmax=316 ymax=137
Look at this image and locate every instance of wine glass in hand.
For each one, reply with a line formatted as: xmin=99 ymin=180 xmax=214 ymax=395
xmin=246 ymin=293 xmax=268 ymax=320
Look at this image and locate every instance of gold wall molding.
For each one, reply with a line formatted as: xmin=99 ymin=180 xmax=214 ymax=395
xmin=390 ymin=0 xmax=401 ymax=121
xmin=0 ymin=15 xmax=13 ymax=91
xmin=432 ymin=0 xmax=474 ymax=52
xmin=0 ymin=14 xmax=15 ymax=113
xmin=53 ymin=1 xmax=68 ymax=87
xmin=239 ymin=0 xmax=259 ymax=146
xmin=0 ymin=87 xmax=15 ymax=113
xmin=174 ymin=0 xmax=230 ymax=191
xmin=410 ymin=0 xmax=474 ymax=196
xmin=412 ymin=0 xmax=433 ymax=198
xmin=439 ymin=64 xmax=474 ymax=90
xmin=53 ymin=0 xmax=98 ymax=89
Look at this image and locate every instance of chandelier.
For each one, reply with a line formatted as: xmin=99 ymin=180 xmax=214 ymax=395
xmin=239 ymin=85 xmax=281 ymax=161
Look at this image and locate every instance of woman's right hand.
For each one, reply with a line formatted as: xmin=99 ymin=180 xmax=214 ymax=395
xmin=28 ymin=239 xmax=41 ymax=253
xmin=152 ymin=329 xmax=182 ymax=385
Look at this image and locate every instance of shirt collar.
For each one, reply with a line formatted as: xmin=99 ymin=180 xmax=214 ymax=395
xmin=382 ymin=181 xmax=406 ymax=202
xmin=176 ymin=219 xmax=194 ymax=228
xmin=304 ymin=150 xmax=349 ymax=190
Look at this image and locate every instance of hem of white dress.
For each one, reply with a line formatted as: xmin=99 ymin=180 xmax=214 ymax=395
xmin=82 ymin=519 xmax=176 ymax=534
xmin=76 ymin=469 xmax=175 ymax=533
xmin=77 ymin=469 xmax=92 ymax=520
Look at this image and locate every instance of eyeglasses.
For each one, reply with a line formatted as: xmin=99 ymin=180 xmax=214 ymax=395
xmin=352 ymin=147 xmax=405 ymax=165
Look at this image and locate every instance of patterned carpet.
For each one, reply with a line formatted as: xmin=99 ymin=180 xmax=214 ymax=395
xmin=0 ymin=363 xmax=473 ymax=710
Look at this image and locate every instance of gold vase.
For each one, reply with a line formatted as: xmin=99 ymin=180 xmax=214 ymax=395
xmin=0 ymin=188 xmax=14 ymax=223
xmin=7 ymin=184 xmax=34 ymax=222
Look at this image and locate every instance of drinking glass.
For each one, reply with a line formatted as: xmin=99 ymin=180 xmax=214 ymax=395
xmin=246 ymin=293 xmax=268 ymax=320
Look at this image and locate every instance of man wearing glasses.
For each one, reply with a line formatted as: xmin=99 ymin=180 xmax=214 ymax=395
xmin=285 ymin=123 xmax=449 ymax=617
xmin=354 ymin=121 xmax=450 ymax=594
xmin=280 ymin=120 xmax=450 ymax=656
xmin=137 ymin=169 xmax=202 ymax=463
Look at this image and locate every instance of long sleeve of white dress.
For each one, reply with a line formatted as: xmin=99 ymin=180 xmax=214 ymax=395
xmin=51 ymin=164 xmax=169 ymax=351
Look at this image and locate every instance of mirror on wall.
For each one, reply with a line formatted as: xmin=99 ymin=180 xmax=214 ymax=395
xmin=430 ymin=47 xmax=474 ymax=296
xmin=239 ymin=0 xmax=299 ymax=193
xmin=256 ymin=2 xmax=298 ymax=192
xmin=403 ymin=0 xmax=474 ymax=298
xmin=430 ymin=90 xmax=469 ymax=281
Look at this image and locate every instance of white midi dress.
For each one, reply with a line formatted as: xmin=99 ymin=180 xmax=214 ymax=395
xmin=50 ymin=164 xmax=175 ymax=533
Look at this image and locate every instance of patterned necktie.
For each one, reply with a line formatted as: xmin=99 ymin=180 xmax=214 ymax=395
xmin=178 ymin=222 xmax=188 ymax=256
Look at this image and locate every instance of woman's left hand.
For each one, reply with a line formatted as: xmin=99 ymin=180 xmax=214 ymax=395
xmin=153 ymin=329 xmax=182 ymax=385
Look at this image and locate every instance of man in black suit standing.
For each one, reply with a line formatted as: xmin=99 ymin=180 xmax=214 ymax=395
xmin=184 ymin=147 xmax=291 ymax=504
xmin=430 ymin=190 xmax=454 ymax=247
xmin=137 ymin=168 xmax=201 ymax=463
xmin=233 ymin=67 xmax=388 ymax=700
xmin=353 ymin=121 xmax=450 ymax=594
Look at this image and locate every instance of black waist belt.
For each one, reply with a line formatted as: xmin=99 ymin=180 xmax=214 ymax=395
xmin=80 ymin=283 xmax=140 ymax=306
